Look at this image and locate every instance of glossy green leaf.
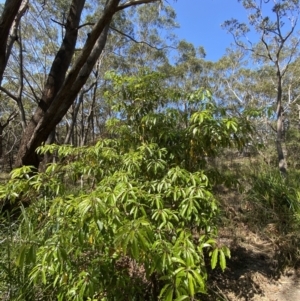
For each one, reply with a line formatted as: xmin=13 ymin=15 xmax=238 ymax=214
xmin=211 ymin=248 xmax=219 ymax=270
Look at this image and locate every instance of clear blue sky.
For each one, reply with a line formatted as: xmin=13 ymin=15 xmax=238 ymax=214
xmin=171 ymin=0 xmax=252 ymax=61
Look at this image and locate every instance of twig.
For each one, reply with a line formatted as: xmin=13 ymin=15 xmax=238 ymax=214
xmin=110 ymin=26 xmax=176 ymax=50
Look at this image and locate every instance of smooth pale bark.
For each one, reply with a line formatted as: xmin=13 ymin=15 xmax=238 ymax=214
xmin=276 ymin=77 xmax=287 ymax=175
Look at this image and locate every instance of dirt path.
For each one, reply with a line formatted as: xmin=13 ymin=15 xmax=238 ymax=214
xmin=252 ymin=268 xmax=300 ymax=301
xmin=201 ymin=187 xmax=300 ymax=301
xmin=203 ymin=240 xmax=300 ymax=301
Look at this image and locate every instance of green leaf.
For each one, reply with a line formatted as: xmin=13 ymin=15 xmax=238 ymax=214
xmin=131 ymin=238 xmax=139 ymax=259
xmin=174 ymin=295 xmax=189 ymax=301
xmin=190 ymin=269 xmax=204 ymax=291
xmin=174 ymin=267 xmax=185 ymax=275
xmin=222 ymin=246 xmax=231 ymax=258
xmin=172 ymin=257 xmax=186 ymax=266
xmin=41 ymin=269 xmax=47 ymax=285
xmin=219 ymin=250 xmax=226 ymax=271
xmin=165 ymin=286 xmax=174 ymax=301
xmin=16 ymin=245 xmax=27 ymax=267
xmin=187 ymin=272 xmax=195 ymax=296
xmin=96 ymin=220 xmax=103 ymax=231
xmin=211 ymin=248 xmax=218 ymax=270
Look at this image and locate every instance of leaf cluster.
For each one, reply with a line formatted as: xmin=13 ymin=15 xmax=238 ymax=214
xmin=0 ymin=70 xmax=257 ymax=300
xmin=0 ymin=140 xmax=229 ymax=300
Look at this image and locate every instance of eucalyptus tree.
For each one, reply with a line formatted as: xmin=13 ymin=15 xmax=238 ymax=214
xmin=0 ymin=0 xmax=24 ymax=85
xmin=223 ymin=0 xmax=300 ymax=175
xmin=0 ymin=0 xmax=169 ymax=168
xmin=0 ymin=0 xmax=29 ymax=140
xmin=209 ymin=49 xmax=273 ymax=144
xmin=122 ymin=3 xmax=177 ymax=71
xmin=166 ymin=41 xmax=208 ymax=120
xmin=57 ymin=1 xmax=178 ymax=148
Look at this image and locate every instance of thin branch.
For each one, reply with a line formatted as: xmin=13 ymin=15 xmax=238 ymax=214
xmin=261 ymin=31 xmax=275 ymax=62
xmin=76 ymin=22 xmax=175 ymax=51
xmin=117 ymin=0 xmax=160 ymax=11
xmin=52 ymin=19 xmax=96 ymax=31
xmin=225 ymin=79 xmax=244 ymax=104
xmin=0 ymin=110 xmax=18 ymax=129
xmin=281 ymin=38 xmax=300 ymax=77
xmin=50 ymin=18 xmax=65 ymax=27
xmin=0 ymin=86 xmax=19 ymax=102
xmin=290 ymin=94 xmax=300 ymax=105
xmin=110 ymin=26 xmax=176 ymax=50
xmin=5 ymin=0 xmax=29 ymax=66
xmin=229 ymin=31 xmax=270 ymax=60
xmin=77 ymin=22 xmax=95 ymax=30
xmin=4 ymin=129 xmax=18 ymax=156
xmin=23 ymin=73 xmax=40 ymax=103
xmin=16 ymin=26 xmax=27 ymax=130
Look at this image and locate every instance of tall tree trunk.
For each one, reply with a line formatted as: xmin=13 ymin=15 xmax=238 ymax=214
xmin=64 ymin=92 xmax=84 ymax=144
xmin=0 ymin=0 xmax=23 ymax=85
xmin=0 ymin=111 xmax=17 ymax=158
xmin=15 ymin=0 xmax=87 ymax=167
xmin=15 ymin=0 xmax=160 ymax=168
xmin=15 ymin=0 xmax=120 ymax=168
xmin=276 ymin=75 xmax=287 ymax=176
xmin=0 ymin=125 xmax=3 ymax=158
xmin=40 ymin=129 xmax=56 ymax=170
xmin=81 ymin=82 xmax=97 ymax=146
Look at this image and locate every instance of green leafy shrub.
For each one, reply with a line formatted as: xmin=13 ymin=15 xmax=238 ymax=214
xmin=0 ymin=141 xmax=229 ymax=301
xmin=0 ymin=70 xmax=256 ymax=300
xmin=104 ymin=70 xmax=253 ymax=174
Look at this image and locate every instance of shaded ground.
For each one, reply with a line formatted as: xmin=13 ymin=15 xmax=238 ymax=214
xmin=202 ymin=186 xmax=300 ymax=301
xmin=205 ymin=243 xmax=300 ymax=301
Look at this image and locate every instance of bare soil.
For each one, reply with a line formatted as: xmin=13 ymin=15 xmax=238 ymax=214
xmin=203 ymin=187 xmax=300 ymax=301
xmin=205 ymin=242 xmax=300 ymax=301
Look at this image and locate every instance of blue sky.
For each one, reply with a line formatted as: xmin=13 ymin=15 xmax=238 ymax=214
xmin=0 ymin=0 xmax=270 ymax=62
xmin=171 ymin=0 xmax=252 ymax=61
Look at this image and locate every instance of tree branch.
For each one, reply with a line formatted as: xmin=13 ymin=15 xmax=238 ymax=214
xmin=0 ymin=86 xmax=19 ymax=102
xmin=110 ymin=26 xmax=176 ymax=50
xmin=261 ymin=31 xmax=275 ymax=62
xmin=225 ymin=79 xmax=244 ymax=104
xmin=117 ymin=0 xmax=161 ymax=11
xmin=5 ymin=0 xmax=29 ymax=68
xmin=50 ymin=18 xmax=65 ymax=27
xmin=1 ymin=111 xmax=18 ymax=129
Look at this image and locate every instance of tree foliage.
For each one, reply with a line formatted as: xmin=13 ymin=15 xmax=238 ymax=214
xmin=0 ymin=74 xmax=254 ymax=300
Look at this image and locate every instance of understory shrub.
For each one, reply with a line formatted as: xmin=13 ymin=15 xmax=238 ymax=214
xmin=0 ymin=141 xmax=229 ymax=301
